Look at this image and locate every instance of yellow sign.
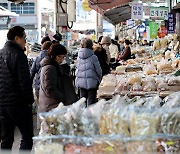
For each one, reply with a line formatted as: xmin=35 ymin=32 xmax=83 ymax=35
xmin=91 ymin=35 xmax=96 ymax=41
xmin=82 ymin=0 xmax=92 ymax=11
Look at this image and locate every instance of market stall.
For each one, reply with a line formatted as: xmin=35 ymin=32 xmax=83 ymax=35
xmin=34 ymin=91 xmax=180 ymax=153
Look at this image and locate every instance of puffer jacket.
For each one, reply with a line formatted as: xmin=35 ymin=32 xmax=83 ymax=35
xmin=0 ymin=41 xmax=34 ymax=106
xmin=38 ymin=57 xmax=65 ymax=112
xmin=30 ymin=50 xmax=48 ymax=98
xmin=75 ymin=48 xmax=102 ymax=89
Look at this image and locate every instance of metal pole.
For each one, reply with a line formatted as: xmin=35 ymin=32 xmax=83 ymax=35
xmin=37 ymin=0 xmax=42 ymax=44
xmin=54 ymin=0 xmax=58 ymax=32
xmin=96 ymin=11 xmax=103 ymax=41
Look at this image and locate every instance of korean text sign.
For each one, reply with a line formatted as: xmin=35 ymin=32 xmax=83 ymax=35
xmin=168 ymin=13 xmax=175 ymax=34
xmin=131 ymin=2 xmax=143 ymax=20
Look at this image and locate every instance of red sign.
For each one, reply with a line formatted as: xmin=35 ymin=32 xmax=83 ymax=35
xmin=158 ymin=25 xmax=167 ymax=38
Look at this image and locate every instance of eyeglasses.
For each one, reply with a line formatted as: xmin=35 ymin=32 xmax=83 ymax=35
xmin=22 ymin=36 xmax=27 ymax=40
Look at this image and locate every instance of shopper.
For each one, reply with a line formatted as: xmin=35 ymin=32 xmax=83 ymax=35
xmin=109 ymin=39 xmax=119 ymax=63
xmin=0 ymin=26 xmax=34 ymax=150
xmin=100 ymin=36 xmax=111 ymax=65
xmin=94 ymin=36 xmax=110 ymax=76
xmin=38 ymin=43 xmax=76 ymax=113
xmin=117 ymin=39 xmax=132 ymax=61
xmin=30 ymin=41 xmax=52 ymax=99
xmin=142 ymin=39 xmax=149 ymax=46
xmin=76 ymin=38 xmax=102 ymax=106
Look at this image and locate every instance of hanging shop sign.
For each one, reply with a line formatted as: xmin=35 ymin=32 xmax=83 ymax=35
xmin=131 ymin=2 xmax=143 ymax=20
xmin=137 ymin=24 xmax=146 ymax=38
xmin=167 ymin=13 xmax=175 ymax=34
xmin=149 ymin=21 xmax=158 ymax=39
xmin=143 ymin=6 xmax=150 ymax=16
xmin=150 ymin=7 xmax=169 ymax=20
xmin=82 ymin=0 xmax=92 ymax=11
xmin=158 ymin=25 xmax=167 ymax=38
xmin=127 ymin=19 xmax=134 ymax=28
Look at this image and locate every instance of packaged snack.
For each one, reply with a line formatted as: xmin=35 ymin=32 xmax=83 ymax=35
xmin=143 ymin=64 xmax=158 ymax=75
xmin=162 ymin=92 xmax=180 ymax=108
xmin=160 ymin=109 xmax=180 ymax=135
xmin=130 ymin=109 xmax=160 ymax=137
xmin=167 ymin=77 xmax=180 ymax=86
xmin=130 ymin=83 xmax=143 ymax=91
xmin=128 ymin=75 xmax=142 ymax=85
xmin=157 ymin=81 xmax=169 ymax=91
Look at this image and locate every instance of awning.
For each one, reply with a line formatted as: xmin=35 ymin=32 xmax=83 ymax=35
xmin=7 ymin=0 xmax=25 ymax=4
xmin=104 ymin=4 xmax=131 ymax=25
xmin=89 ymin=0 xmax=132 ymax=25
xmin=0 ymin=6 xmax=19 ymax=17
xmin=172 ymin=3 xmax=180 ymax=13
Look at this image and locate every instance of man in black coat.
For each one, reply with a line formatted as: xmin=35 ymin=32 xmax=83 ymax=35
xmin=0 ymin=26 xmax=34 ymax=150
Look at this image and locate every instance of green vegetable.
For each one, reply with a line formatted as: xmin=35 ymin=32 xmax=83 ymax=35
xmin=174 ymin=69 xmax=180 ymax=76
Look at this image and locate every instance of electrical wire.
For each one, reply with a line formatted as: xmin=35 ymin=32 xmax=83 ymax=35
xmin=59 ymin=0 xmax=73 ymax=29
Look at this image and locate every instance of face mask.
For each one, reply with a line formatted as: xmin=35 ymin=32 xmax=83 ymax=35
xmin=102 ymin=44 xmax=109 ymax=51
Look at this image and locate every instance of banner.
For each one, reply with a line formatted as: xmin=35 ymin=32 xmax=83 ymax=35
xmin=168 ymin=13 xmax=175 ymax=34
xmin=149 ymin=21 xmax=158 ymax=39
xmin=150 ymin=7 xmax=169 ymax=20
xmin=131 ymin=2 xmax=143 ymax=20
xmin=158 ymin=25 xmax=167 ymax=38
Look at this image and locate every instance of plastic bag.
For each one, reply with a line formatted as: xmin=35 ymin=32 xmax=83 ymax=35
xmin=143 ymin=78 xmax=156 ymax=92
xmin=143 ymin=95 xmax=162 ymax=109
xmin=130 ymin=109 xmax=161 ymax=137
xmin=143 ymin=64 xmax=158 ymax=75
xmin=128 ymin=75 xmax=142 ymax=85
xmin=162 ymin=91 xmax=180 ymax=108
xmin=130 ymin=83 xmax=143 ymax=91
xmin=99 ymin=74 xmax=116 ymax=87
xmin=160 ymin=109 xmax=180 ymax=135
xmin=167 ymin=76 xmax=180 ymax=86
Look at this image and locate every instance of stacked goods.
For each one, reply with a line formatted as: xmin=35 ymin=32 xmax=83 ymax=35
xmin=98 ymin=71 xmax=180 ymax=98
xmin=130 ymin=110 xmax=160 ymax=137
xmin=142 ymin=78 xmax=156 ymax=91
xmin=153 ymin=39 xmax=161 ymax=51
xmin=34 ymin=93 xmax=180 ymax=154
xmin=157 ymin=59 xmax=174 ymax=74
xmin=143 ymin=64 xmax=158 ymax=75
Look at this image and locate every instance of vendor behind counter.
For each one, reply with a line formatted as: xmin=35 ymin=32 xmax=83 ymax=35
xmin=117 ymin=39 xmax=132 ymax=61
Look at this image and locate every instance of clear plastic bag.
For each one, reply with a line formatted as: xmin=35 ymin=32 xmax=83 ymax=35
xmin=130 ymin=83 xmax=143 ymax=91
xmin=39 ymin=98 xmax=86 ymax=136
xmin=99 ymin=74 xmax=116 ymax=87
xmin=143 ymin=64 xmax=158 ymax=75
xmin=114 ymin=79 xmax=130 ymax=93
xmin=160 ymin=109 xmax=180 ymax=135
xmin=130 ymin=109 xmax=161 ymax=137
xmin=167 ymin=76 xmax=180 ymax=86
xmin=162 ymin=91 xmax=180 ymax=108
xmin=143 ymin=95 xmax=162 ymax=109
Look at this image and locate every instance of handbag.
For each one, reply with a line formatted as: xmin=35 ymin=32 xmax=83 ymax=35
xmin=61 ymin=74 xmax=78 ymax=106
